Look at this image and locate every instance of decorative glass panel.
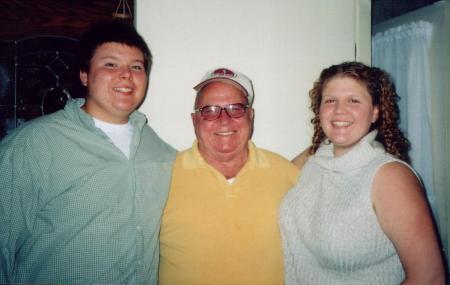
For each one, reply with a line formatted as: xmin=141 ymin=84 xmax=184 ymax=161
xmin=0 ymin=36 xmax=79 ymax=140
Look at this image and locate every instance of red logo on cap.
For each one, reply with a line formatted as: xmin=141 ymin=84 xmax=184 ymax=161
xmin=212 ymin=68 xmax=235 ymax=78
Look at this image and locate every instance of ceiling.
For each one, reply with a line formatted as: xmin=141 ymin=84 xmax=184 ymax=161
xmin=372 ymin=0 xmax=440 ymax=25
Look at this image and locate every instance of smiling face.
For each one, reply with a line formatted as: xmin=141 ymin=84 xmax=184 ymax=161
xmin=319 ymin=76 xmax=379 ymax=156
xmin=192 ymin=81 xmax=254 ymax=163
xmin=80 ymin=42 xmax=148 ymax=124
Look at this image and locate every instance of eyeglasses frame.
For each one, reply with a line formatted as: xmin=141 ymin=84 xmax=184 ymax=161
xmin=193 ymin=103 xmax=250 ymax=121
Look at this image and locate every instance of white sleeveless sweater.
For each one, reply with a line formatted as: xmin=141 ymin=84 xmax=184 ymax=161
xmin=279 ymin=131 xmax=405 ymax=285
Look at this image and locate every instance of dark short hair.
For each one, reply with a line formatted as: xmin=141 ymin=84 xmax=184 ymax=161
xmin=77 ymin=20 xmax=152 ymax=75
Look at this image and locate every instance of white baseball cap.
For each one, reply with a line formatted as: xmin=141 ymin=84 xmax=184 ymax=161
xmin=193 ymin=67 xmax=254 ymax=105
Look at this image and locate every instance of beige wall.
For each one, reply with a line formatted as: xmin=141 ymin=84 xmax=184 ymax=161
xmin=135 ymin=0 xmax=370 ymax=159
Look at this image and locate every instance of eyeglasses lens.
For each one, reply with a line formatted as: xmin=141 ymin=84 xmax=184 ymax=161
xmin=199 ymin=104 xmax=247 ymax=120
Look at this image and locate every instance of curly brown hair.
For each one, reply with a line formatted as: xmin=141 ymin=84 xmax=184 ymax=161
xmin=309 ymin=61 xmax=410 ymax=163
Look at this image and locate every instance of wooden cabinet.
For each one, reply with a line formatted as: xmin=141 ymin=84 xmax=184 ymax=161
xmin=0 ymin=0 xmax=134 ymax=39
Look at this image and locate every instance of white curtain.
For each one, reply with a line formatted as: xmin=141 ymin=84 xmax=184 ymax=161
xmin=372 ymin=21 xmax=434 ymax=206
xmin=372 ymin=21 xmax=450 ymax=266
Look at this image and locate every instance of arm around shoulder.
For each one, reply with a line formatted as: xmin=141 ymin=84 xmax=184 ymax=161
xmin=372 ymin=161 xmax=446 ymax=285
xmin=291 ymin=147 xmax=312 ymax=170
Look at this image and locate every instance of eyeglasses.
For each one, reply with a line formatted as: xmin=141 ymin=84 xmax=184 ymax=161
xmin=194 ymin=103 xmax=249 ymax=121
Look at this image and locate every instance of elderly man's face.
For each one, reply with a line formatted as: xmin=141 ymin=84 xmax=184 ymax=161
xmin=192 ymin=81 xmax=253 ymax=162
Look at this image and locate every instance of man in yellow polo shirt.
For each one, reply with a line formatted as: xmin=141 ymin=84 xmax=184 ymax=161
xmin=159 ymin=67 xmax=298 ymax=285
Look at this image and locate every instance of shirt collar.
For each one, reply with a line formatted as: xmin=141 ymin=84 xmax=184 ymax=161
xmin=181 ymin=140 xmax=270 ymax=173
xmin=65 ymin=98 xmax=147 ymax=131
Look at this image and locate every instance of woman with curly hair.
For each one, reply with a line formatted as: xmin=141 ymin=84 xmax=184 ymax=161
xmin=279 ymin=61 xmax=445 ymax=284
